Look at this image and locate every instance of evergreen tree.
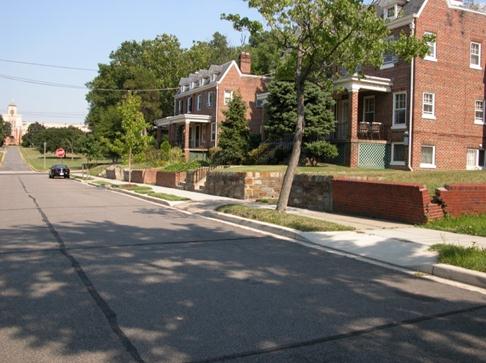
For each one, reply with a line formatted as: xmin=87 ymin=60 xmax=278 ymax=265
xmin=265 ymin=80 xmax=337 ymax=164
xmin=215 ymin=93 xmax=250 ymax=165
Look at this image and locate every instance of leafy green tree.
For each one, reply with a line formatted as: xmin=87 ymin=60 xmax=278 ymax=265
xmin=215 ymin=93 xmax=250 ymax=165
xmin=265 ymin=80 xmax=337 ymax=164
xmin=33 ymin=127 xmax=85 ymax=154
xmin=114 ymin=94 xmax=151 ymax=183
xmin=80 ymin=133 xmax=102 ymax=176
xmin=0 ymin=116 xmax=12 ymax=146
xmin=21 ymin=122 xmax=46 ymax=148
xmin=224 ymin=0 xmax=430 ymax=211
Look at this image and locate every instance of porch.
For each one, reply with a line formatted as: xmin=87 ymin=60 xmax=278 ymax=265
xmin=155 ymin=114 xmax=213 ymax=161
xmin=332 ymin=75 xmax=396 ymax=167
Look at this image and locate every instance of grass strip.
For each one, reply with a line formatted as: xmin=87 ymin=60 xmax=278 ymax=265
xmin=147 ymin=192 xmax=189 ymax=201
xmin=430 ymin=244 xmax=486 ymax=272
xmin=216 ymin=204 xmax=353 ymax=232
xmin=425 ymin=214 xmax=486 ymax=237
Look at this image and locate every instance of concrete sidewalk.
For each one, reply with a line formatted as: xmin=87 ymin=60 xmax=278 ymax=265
xmin=79 ymin=173 xmax=486 ymax=288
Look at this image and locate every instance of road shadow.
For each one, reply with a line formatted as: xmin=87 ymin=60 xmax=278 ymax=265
xmin=0 ymin=218 xmax=485 ymax=362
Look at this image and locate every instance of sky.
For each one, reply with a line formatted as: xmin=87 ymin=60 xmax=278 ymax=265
xmin=0 ymin=0 xmax=260 ymax=125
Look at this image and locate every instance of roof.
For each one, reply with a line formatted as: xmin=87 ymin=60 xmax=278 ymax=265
xmin=177 ymin=61 xmax=233 ymax=91
xmin=375 ymin=0 xmax=426 ymax=17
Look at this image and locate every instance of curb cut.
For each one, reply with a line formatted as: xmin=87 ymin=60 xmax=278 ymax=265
xmin=205 ymin=210 xmax=486 ymax=290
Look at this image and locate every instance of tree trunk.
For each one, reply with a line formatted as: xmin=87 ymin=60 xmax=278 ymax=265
xmin=276 ymin=46 xmax=305 ymax=212
xmin=128 ymin=147 xmax=132 ymax=184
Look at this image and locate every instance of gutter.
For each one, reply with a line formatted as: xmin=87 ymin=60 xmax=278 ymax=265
xmin=407 ymin=18 xmax=416 ymax=171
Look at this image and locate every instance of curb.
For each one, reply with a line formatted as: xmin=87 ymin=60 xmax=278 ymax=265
xmin=418 ymin=263 xmax=486 ymax=289
xmin=206 ymin=210 xmax=486 ymax=290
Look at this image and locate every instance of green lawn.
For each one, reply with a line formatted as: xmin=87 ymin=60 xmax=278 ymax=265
xmin=20 ymin=147 xmax=110 ymax=171
xmin=117 ymin=184 xmax=189 ymax=201
xmin=425 ymin=214 xmax=486 ymax=237
xmin=431 ymin=244 xmax=486 ymax=272
xmin=216 ymin=204 xmax=353 ymax=232
xmin=220 ymin=164 xmax=486 ymax=192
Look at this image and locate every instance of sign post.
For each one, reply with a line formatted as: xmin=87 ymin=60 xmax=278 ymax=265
xmin=43 ymin=142 xmax=47 ymax=170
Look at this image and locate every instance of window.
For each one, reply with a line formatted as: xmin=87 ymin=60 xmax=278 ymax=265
xmin=224 ymin=90 xmax=233 ymax=105
xmin=196 ymin=94 xmax=202 ymax=111
xmin=420 ymin=145 xmax=436 ymax=168
xmin=393 ymin=92 xmax=407 ymax=127
xmin=182 ymin=85 xmax=189 ymax=92
xmin=187 ymin=97 xmax=193 ymax=113
xmin=178 ymin=100 xmax=183 ymax=114
xmin=424 ymin=32 xmax=436 ymax=61
xmin=467 ymin=149 xmax=485 ymax=170
xmin=207 ymin=91 xmax=215 ymax=107
xmin=391 ymin=143 xmax=407 ymax=165
xmin=363 ymin=96 xmax=375 ymax=123
xmin=383 ymin=6 xmax=396 ymax=20
xmin=470 ymin=42 xmax=481 ymax=69
xmin=422 ymin=92 xmax=435 ymax=119
xmin=210 ymin=122 xmax=216 ymax=142
xmin=475 ymin=100 xmax=484 ymax=124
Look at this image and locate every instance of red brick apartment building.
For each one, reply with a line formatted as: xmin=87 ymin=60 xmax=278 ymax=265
xmin=332 ymin=0 xmax=486 ymax=170
xmin=155 ymin=53 xmax=269 ymax=160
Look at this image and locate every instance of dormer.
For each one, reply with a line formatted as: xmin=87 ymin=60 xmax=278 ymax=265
xmin=377 ymin=0 xmax=405 ymax=21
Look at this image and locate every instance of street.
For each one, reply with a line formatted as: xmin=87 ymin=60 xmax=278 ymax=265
xmin=0 ymin=146 xmax=485 ymax=363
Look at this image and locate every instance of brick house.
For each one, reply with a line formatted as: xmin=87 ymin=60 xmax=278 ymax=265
xmin=155 ymin=53 xmax=269 ymax=160
xmin=331 ymin=0 xmax=486 ymax=170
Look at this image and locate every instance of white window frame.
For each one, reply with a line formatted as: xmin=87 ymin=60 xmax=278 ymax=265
xmin=391 ymin=142 xmax=407 ymax=166
xmin=420 ymin=145 xmax=436 ymax=169
xmin=467 ymin=149 xmax=485 ymax=170
xmin=196 ymin=94 xmax=202 ymax=111
xmin=224 ymin=90 xmax=234 ymax=105
xmin=177 ymin=100 xmax=183 ymax=114
xmin=362 ymin=95 xmax=376 ymax=123
xmin=392 ymin=91 xmax=407 ymax=129
xmin=422 ymin=92 xmax=436 ymax=119
xmin=383 ymin=5 xmax=397 ymax=20
xmin=207 ymin=91 xmax=215 ymax=107
xmin=424 ymin=32 xmax=437 ymax=61
xmin=474 ymin=100 xmax=485 ymax=125
xmin=187 ymin=97 xmax=192 ymax=114
xmin=210 ymin=122 xmax=216 ymax=142
xmin=470 ymin=42 xmax=482 ymax=69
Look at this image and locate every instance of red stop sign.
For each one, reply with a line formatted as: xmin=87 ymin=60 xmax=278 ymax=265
xmin=55 ymin=148 xmax=65 ymax=158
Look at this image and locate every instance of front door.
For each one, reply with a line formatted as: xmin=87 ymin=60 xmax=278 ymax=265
xmin=190 ymin=125 xmax=201 ymax=148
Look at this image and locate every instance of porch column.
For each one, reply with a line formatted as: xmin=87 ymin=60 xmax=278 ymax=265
xmin=184 ymin=120 xmax=190 ymax=161
xmin=348 ymin=90 xmax=359 ymax=167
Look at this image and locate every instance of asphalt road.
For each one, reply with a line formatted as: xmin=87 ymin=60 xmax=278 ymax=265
xmin=1 ymin=146 xmax=485 ymax=363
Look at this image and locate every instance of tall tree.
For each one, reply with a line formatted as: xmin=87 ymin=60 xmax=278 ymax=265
xmin=21 ymin=122 xmax=46 ymax=148
xmin=265 ymin=80 xmax=337 ymax=164
xmin=0 ymin=116 xmax=12 ymax=146
xmin=224 ymin=0 xmax=430 ymax=211
xmin=115 ymin=94 xmax=151 ymax=184
xmin=215 ymin=93 xmax=250 ymax=165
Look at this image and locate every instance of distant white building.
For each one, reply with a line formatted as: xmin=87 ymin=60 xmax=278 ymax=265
xmin=2 ymin=102 xmax=25 ymax=145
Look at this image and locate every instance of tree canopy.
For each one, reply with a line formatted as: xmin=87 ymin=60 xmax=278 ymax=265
xmin=0 ymin=116 xmax=12 ymax=146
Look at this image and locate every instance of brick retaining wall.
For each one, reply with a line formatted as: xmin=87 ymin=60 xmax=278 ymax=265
xmin=436 ymin=184 xmax=486 ymax=217
xmin=332 ymin=178 xmax=439 ymax=224
xmin=155 ymin=171 xmax=186 ymax=188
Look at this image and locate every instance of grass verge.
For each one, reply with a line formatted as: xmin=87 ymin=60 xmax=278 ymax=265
xmin=425 ymin=214 xmax=486 ymax=237
xmin=118 ymin=184 xmax=189 ymax=201
xmin=216 ymin=204 xmax=353 ymax=232
xmin=430 ymin=244 xmax=486 ymax=272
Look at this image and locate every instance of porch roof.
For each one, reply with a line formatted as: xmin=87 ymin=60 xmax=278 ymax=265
xmin=334 ymin=75 xmax=393 ymax=93
xmin=155 ymin=114 xmax=212 ymax=128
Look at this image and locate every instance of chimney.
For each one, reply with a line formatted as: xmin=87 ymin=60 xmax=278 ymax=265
xmin=239 ymin=52 xmax=252 ymax=74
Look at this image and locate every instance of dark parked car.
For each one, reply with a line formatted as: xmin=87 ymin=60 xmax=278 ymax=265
xmin=49 ymin=164 xmax=70 ymax=179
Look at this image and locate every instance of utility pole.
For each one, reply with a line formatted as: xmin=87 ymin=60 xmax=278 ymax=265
xmin=43 ymin=141 xmax=46 ymax=170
